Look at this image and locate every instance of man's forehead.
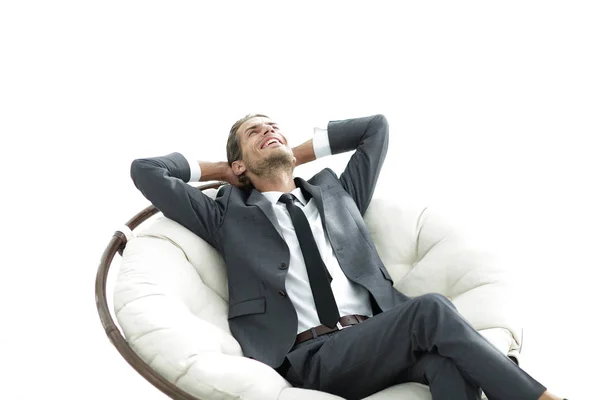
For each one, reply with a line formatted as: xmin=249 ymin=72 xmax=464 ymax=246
xmin=238 ymin=116 xmax=276 ymax=134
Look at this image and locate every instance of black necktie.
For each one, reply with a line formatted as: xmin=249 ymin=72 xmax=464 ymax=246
xmin=279 ymin=193 xmax=341 ymax=328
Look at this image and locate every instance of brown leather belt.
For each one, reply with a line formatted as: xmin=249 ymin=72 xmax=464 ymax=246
xmin=295 ymin=314 xmax=369 ymax=345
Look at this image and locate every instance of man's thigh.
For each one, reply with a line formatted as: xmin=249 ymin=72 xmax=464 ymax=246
xmin=300 ymin=295 xmax=457 ymax=398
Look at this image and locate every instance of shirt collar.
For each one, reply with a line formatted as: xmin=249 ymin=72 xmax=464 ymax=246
xmin=261 ymin=185 xmax=310 ymax=206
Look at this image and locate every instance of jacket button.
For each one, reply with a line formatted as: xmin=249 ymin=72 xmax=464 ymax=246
xmin=279 ymin=262 xmax=288 ymax=270
xmin=278 ymin=290 xmax=287 ymax=297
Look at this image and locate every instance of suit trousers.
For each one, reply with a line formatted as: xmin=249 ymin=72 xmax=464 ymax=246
xmin=279 ymin=293 xmax=546 ymax=400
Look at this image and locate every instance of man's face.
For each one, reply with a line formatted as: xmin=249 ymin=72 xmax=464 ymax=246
xmin=233 ymin=116 xmax=295 ymax=178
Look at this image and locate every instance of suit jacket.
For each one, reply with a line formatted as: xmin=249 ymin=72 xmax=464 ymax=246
xmin=130 ymin=114 xmax=409 ymax=369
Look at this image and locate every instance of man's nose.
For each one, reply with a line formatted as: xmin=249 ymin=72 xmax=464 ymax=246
xmin=261 ymin=124 xmax=275 ymax=135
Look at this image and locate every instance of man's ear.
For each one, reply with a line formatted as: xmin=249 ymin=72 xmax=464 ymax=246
xmin=232 ymin=160 xmax=246 ymax=177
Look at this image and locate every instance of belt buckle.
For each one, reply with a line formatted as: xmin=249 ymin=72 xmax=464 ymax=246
xmin=336 ymin=321 xmax=350 ymax=331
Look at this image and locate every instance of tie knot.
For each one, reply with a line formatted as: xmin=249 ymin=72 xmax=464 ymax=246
xmin=279 ymin=193 xmax=296 ymax=205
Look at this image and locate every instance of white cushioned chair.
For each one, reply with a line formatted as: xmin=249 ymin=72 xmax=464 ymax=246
xmin=95 ymin=183 xmax=523 ymax=400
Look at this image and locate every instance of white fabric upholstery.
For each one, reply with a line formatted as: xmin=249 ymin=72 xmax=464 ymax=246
xmin=114 ymin=189 xmax=522 ymax=399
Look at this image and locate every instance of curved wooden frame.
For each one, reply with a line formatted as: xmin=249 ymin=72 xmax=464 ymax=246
xmin=94 ymin=182 xmax=223 ymax=400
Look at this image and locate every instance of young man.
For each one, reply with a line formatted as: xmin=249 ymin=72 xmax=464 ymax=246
xmin=131 ymin=114 xmax=565 ymax=400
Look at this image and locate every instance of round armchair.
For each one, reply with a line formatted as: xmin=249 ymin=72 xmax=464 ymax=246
xmin=95 ymin=183 xmax=522 ymax=399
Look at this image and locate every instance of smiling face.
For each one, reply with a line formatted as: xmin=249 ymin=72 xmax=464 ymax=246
xmin=229 ymin=115 xmax=296 ymax=184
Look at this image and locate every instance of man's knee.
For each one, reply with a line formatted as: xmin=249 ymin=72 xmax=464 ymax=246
xmin=413 ymin=293 xmax=457 ymax=311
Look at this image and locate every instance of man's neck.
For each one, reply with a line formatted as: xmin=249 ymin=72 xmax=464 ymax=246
xmin=252 ymin=171 xmax=297 ymax=193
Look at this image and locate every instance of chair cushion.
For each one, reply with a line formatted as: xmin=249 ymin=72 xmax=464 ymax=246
xmin=363 ymin=199 xmax=522 ymax=361
xmin=114 ymin=189 xmax=520 ymax=399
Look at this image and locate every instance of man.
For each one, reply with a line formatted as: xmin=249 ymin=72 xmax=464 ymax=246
xmin=131 ymin=114 xmax=565 ymax=400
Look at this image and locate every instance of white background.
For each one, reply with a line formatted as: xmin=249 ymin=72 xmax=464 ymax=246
xmin=1 ymin=1 xmax=598 ymax=399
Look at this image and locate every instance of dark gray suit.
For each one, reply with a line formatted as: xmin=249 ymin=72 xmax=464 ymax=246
xmin=131 ymin=115 xmax=546 ymax=400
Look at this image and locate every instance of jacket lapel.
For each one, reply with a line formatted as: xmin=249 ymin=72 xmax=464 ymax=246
xmin=246 ymin=188 xmax=284 ymax=238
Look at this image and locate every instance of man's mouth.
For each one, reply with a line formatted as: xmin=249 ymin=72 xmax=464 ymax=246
xmin=261 ymin=138 xmax=283 ymax=149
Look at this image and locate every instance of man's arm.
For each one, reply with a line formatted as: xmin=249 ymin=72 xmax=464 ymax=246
xmin=292 ymin=139 xmax=317 ymax=167
xmin=325 ymin=114 xmax=389 ymax=216
xmin=197 ymin=160 xmax=246 ymax=189
xmin=197 ymin=160 xmax=229 ymax=182
xmin=130 ymin=153 xmax=229 ymax=249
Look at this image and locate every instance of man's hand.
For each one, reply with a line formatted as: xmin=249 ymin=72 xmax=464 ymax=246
xmin=196 ymin=161 xmax=244 ymax=188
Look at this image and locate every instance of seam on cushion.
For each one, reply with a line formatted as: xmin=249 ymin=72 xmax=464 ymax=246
xmin=277 ymin=385 xmax=290 ymax=399
xmin=115 ymin=292 xmax=167 ymax=314
xmin=518 ymin=327 xmax=523 ymax=352
xmin=140 ymin=233 xmax=196 ymax=268
xmin=450 ymin=275 xmax=502 ymax=295
xmin=414 ymin=206 xmax=429 ymax=263
xmin=130 ymin=327 xmax=171 ymax=341
xmin=146 ymin=352 xmax=159 ymax=366
xmin=174 ymin=353 xmax=199 ymax=386
xmin=415 ymin=236 xmax=447 ymax=267
xmin=127 ymin=326 xmax=170 ymax=342
xmin=449 ymin=267 xmax=474 ymax=290
xmin=143 ymin=233 xmax=187 ymax=257
xmin=173 ymin=354 xmax=242 ymax=399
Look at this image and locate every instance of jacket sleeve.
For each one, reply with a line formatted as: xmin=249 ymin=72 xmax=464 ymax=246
xmin=326 ymin=114 xmax=389 ymax=216
xmin=130 ymin=152 xmax=228 ymax=249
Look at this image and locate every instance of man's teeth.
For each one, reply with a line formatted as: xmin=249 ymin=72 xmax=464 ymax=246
xmin=263 ymin=139 xmax=280 ymax=149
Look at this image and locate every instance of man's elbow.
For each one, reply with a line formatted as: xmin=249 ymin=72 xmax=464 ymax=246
xmin=130 ymin=159 xmax=141 ymax=180
xmin=372 ymin=114 xmax=389 ymax=134
xmin=130 ymin=158 xmax=150 ymax=184
xmin=371 ymin=114 xmax=389 ymax=151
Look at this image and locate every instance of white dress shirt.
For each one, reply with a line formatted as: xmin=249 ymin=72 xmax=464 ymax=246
xmin=185 ymin=128 xmax=373 ymax=333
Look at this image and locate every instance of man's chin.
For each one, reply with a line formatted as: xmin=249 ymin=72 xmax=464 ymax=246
xmin=250 ymin=156 xmax=294 ymax=176
xmin=268 ymin=152 xmax=294 ymax=164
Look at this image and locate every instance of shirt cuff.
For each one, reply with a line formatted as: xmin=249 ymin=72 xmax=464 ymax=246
xmin=182 ymin=154 xmax=201 ymax=182
xmin=312 ymin=127 xmax=331 ymax=158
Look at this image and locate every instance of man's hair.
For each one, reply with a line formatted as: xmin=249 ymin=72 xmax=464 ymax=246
xmin=226 ymin=113 xmax=269 ymax=191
